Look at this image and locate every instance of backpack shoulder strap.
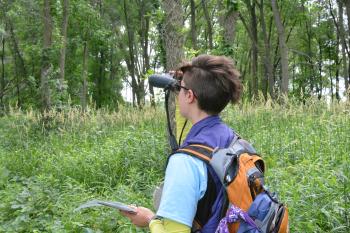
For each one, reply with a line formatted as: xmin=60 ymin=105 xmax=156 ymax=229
xmin=169 ymin=133 xmax=240 ymax=165
xmin=165 ymin=144 xmax=214 ymax=168
xmin=166 ymin=133 xmax=249 ymax=167
xmin=177 ymin=144 xmax=214 ymax=163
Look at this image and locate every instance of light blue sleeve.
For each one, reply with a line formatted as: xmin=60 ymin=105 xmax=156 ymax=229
xmin=156 ymin=153 xmax=207 ymax=227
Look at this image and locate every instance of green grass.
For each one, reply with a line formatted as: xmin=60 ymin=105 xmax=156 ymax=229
xmin=0 ymin=101 xmax=349 ymax=232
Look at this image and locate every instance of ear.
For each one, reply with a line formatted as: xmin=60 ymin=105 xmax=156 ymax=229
xmin=186 ymin=89 xmax=196 ymax=103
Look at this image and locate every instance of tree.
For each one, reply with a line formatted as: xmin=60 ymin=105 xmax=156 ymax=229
xmin=246 ymin=0 xmax=259 ymax=97
xmin=162 ymin=0 xmax=185 ymax=144
xmin=163 ymin=0 xmax=185 ymax=70
xmin=41 ymin=0 xmax=53 ymax=110
xmin=201 ymin=0 xmax=213 ymax=50
xmin=337 ymin=0 xmax=349 ymax=94
xmin=271 ymin=0 xmax=289 ymax=95
xmin=58 ymin=0 xmax=69 ymax=100
xmin=121 ymin=0 xmax=155 ymax=108
xmin=239 ymin=0 xmax=259 ymax=98
xmin=329 ymin=0 xmax=349 ymax=98
xmin=81 ymin=40 xmax=88 ymax=111
xmin=344 ymin=0 xmax=350 ymax=96
xmin=0 ymin=39 xmax=4 ymax=111
xmin=123 ymin=0 xmax=137 ymax=107
xmin=218 ymin=0 xmax=239 ymax=55
xmin=190 ymin=0 xmax=197 ymax=50
xmin=0 ymin=0 xmax=349 ymax=111
xmin=258 ymin=0 xmax=274 ymax=99
xmin=7 ymin=11 xmax=30 ymax=107
xmin=0 ymin=12 xmax=6 ymax=110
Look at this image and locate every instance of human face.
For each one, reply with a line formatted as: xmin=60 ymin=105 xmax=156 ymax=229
xmin=177 ymin=80 xmax=195 ymax=119
xmin=174 ymin=81 xmax=190 ymax=94
xmin=174 ymin=78 xmax=197 ymax=98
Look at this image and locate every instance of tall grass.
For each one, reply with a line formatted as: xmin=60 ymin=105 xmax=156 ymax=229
xmin=223 ymin=100 xmax=350 ymax=232
xmin=0 ymin=101 xmax=349 ymax=232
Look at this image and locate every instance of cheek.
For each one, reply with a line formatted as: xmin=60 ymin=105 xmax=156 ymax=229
xmin=178 ymin=96 xmax=187 ymax=116
xmin=179 ymin=105 xmax=187 ymax=118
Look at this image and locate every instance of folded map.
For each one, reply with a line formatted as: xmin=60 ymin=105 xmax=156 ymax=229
xmin=74 ymin=200 xmax=137 ymax=213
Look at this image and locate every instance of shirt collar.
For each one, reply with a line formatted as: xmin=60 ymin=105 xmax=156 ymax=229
xmin=181 ymin=115 xmax=221 ymax=146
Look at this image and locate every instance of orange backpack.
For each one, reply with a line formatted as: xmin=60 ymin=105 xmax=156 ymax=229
xmin=176 ymin=135 xmax=289 ymax=233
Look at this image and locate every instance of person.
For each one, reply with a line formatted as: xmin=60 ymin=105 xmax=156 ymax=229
xmin=121 ymin=54 xmax=242 ymax=233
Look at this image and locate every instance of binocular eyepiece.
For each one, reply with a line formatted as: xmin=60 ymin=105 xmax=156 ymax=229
xmin=149 ymin=73 xmax=177 ymax=90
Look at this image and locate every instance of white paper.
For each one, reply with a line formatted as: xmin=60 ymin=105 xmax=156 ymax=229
xmin=74 ymin=200 xmax=137 ymax=213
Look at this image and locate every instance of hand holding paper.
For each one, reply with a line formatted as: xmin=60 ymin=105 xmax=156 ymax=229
xmin=120 ymin=206 xmax=155 ymax=228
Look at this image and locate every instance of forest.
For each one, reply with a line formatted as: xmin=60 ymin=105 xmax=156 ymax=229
xmin=0 ymin=0 xmax=349 ymax=111
xmin=0 ymin=0 xmax=350 ymax=233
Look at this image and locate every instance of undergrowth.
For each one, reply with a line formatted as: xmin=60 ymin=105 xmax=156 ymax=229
xmin=0 ymin=101 xmax=349 ymax=232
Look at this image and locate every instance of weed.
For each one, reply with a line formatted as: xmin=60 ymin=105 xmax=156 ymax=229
xmin=0 ymin=101 xmax=349 ymax=232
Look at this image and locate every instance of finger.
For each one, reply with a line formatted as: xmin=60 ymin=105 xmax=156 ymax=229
xmin=120 ymin=210 xmax=134 ymax=217
xmin=129 ymin=205 xmax=137 ymax=213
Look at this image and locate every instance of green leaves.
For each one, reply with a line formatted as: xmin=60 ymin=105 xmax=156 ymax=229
xmin=0 ymin=102 xmax=349 ymax=232
xmin=0 ymin=107 xmax=165 ymax=232
xmin=224 ymin=101 xmax=350 ymax=232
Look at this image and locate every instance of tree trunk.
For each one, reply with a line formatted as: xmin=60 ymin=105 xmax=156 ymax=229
xmin=201 ymin=0 xmax=213 ymax=50
xmin=303 ymin=2 xmax=316 ymax=94
xmin=0 ymin=34 xmax=5 ymax=108
xmin=338 ymin=0 xmax=349 ymax=94
xmin=58 ymin=0 xmax=69 ymax=94
xmin=81 ymin=41 xmax=88 ymax=111
xmin=328 ymin=49 xmax=333 ymax=101
xmin=317 ymin=37 xmax=323 ymax=99
xmin=345 ymin=0 xmax=350 ymax=94
xmin=336 ymin=32 xmax=340 ymax=101
xmin=250 ymin=1 xmax=258 ymax=97
xmin=271 ymin=0 xmax=289 ymax=95
xmin=190 ymin=0 xmax=197 ymax=50
xmin=96 ymin=50 xmax=105 ymax=108
xmin=344 ymin=0 xmax=350 ymax=39
xmin=7 ymin=24 xmax=22 ymax=107
xmin=162 ymin=0 xmax=185 ymax=72
xmin=218 ymin=0 xmax=239 ymax=54
xmin=0 ymin=0 xmax=5 ymax=111
xmin=41 ymin=0 xmax=53 ymax=111
xmin=144 ymin=17 xmax=154 ymax=106
xmin=123 ymin=0 xmax=138 ymax=107
xmin=344 ymin=0 xmax=350 ymax=54
xmin=7 ymin=19 xmax=27 ymax=85
xmin=135 ymin=0 xmax=148 ymax=108
xmin=243 ymin=0 xmax=258 ymax=97
xmin=122 ymin=0 xmax=147 ymax=109
xmin=259 ymin=0 xmax=274 ymax=99
xmin=292 ymin=56 xmax=295 ymax=92
xmin=162 ymin=0 xmax=185 ymax=145
xmin=223 ymin=9 xmax=239 ymax=47
xmin=109 ymin=44 xmax=118 ymax=109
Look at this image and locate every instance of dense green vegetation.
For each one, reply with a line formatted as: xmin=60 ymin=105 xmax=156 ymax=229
xmin=1 ymin=0 xmax=349 ymax=232
xmin=0 ymin=101 xmax=349 ymax=232
xmin=1 ymin=0 xmax=349 ymax=111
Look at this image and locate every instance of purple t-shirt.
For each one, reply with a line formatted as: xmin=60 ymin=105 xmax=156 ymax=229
xmin=181 ymin=115 xmax=234 ymax=149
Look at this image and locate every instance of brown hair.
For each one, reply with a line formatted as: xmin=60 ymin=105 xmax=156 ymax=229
xmin=177 ymin=55 xmax=242 ymax=114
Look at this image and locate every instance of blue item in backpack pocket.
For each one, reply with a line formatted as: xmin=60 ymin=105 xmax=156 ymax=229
xmin=238 ymin=192 xmax=274 ymax=233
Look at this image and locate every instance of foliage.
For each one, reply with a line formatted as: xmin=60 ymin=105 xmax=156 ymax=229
xmin=0 ymin=101 xmax=349 ymax=232
xmin=0 ymin=106 xmax=166 ymax=232
xmin=1 ymin=0 xmax=349 ymax=111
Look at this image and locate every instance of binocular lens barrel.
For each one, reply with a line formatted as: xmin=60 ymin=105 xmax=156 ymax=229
xmin=149 ymin=74 xmax=177 ymax=89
